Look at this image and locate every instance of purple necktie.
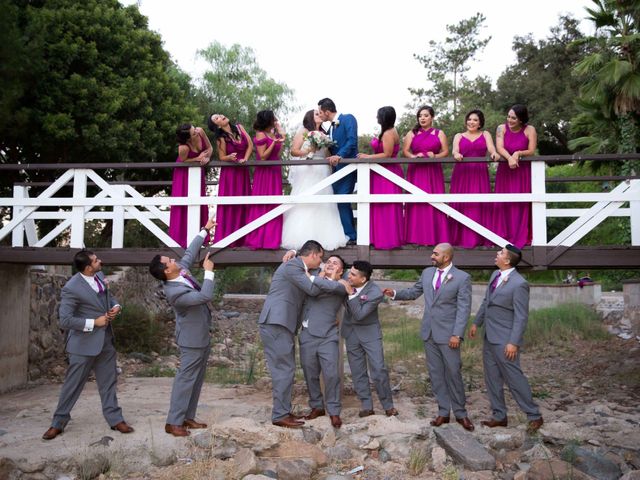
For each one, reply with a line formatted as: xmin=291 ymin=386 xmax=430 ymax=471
xmin=181 ymin=273 xmax=200 ymax=291
xmin=95 ymin=277 xmax=104 ymax=293
xmin=435 ymin=269 xmax=444 ymax=291
xmin=490 ymin=273 xmax=501 ymax=291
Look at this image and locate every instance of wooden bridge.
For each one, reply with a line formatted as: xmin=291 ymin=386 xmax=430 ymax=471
xmin=1 ymin=154 xmax=639 ymax=270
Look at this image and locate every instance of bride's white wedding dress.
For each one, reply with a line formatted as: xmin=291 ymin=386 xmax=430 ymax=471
xmin=281 ymin=135 xmax=348 ymax=251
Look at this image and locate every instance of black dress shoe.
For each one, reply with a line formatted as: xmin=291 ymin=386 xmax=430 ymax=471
xmin=347 ymin=239 xmax=357 ymax=246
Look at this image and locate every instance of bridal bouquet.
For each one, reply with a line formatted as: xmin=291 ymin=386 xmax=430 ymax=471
xmin=304 ymin=131 xmax=335 ymax=158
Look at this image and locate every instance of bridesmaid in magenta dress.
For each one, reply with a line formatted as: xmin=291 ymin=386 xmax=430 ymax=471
xmin=494 ymin=104 xmax=537 ymax=248
xmin=168 ymin=123 xmax=212 ymax=248
xmin=357 ymin=106 xmax=403 ymax=249
xmin=244 ymin=110 xmax=285 ymax=249
xmin=450 ymin=109 xmax=500 ymax=248
xmin=403 ymin=106 xmax=450 ymax=245
xmin=208 ymin=113 xmax=253 ymax=247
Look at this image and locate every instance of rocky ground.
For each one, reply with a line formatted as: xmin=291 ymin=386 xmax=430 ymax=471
xmin=1 ymin=295 xmax=639 ymax=480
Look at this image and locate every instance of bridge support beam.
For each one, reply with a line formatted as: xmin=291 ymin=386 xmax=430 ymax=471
xmin=0 ymin=264 xmax=30 ymax=392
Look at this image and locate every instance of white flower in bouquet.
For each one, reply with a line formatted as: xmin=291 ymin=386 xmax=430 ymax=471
xmin=304 ymin=131 xmax=336 ymax=158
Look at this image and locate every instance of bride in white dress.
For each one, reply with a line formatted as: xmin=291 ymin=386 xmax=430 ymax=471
xmin=281 ymin=109 xmax=348 ymax=250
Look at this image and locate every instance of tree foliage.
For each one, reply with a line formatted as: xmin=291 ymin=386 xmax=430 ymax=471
xmin=410 ymin=13 xmax=491 ymax=121
xmin=0 ymin=0 xmax=197 ymax=188
xmin=569 ymin=0 xmax=640 ymax=163
xmin=195 ymin=42 xmax=294 ymax=140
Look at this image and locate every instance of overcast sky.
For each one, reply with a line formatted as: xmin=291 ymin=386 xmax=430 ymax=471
xmin=124 ymin=0 xmax=593 ymax=134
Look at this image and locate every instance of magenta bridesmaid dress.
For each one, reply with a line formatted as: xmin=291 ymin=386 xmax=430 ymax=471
xmin=494 ymin=124 xmax=531 ymax=248
xmin=404 ymin=128 xmax=449 ymax=245
xmin=244 ymin=135 xmax=283 ymax=249
xmin=450 ymin=134 xmax=491 ymax=248
xmin=369 ymin=138 xmax=403 ymax=249
xmin=213 ymin=126 xmax=251 ymax=247
xmin=168 ymin=138 xmax=209 ymax=248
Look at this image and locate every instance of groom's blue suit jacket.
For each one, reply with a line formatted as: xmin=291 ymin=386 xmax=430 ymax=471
xmin=330 ymin=113 xmax=358 ymax=169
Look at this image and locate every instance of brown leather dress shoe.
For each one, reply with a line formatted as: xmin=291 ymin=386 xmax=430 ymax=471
xmin=304 ymin=408 xmax=326 ymax=420
xmin=385 ymin=408 xmax=399 ymax=417
xmin=165 ymin=423 xmax=190 ymax=437
xmin=456 ymin=417 xmax=475 ymax=432
xmin=330 ymin=415 xmax=342 ymax=428
xmin=527 ymin=417 xmax=544 ymax=433
xmin=110 ymin=421 xmax=134 ymax=434
xmin=272 ymin=415 xmax=305 ymax=429
xmin=358 ymin=409 xmax=375 ymax=418
xmin=42 ymin=427 xmax=63 ymax=440
xmin=430 ymin=416 xmax=450 ymax=427
xmin=183 ymin=419 xmax=207 ymax=429
xmin=481 ymin=418 xmax=508 ymax=428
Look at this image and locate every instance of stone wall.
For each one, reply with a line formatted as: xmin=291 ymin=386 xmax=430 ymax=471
xmin=623 ymin=280 xmax=640 ymax=336
xmin=27 ymin=266 xmax=171 ymax=381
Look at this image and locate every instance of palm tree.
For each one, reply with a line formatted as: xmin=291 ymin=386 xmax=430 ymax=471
xmin=569 ymin=0 xmax=640 ymax=167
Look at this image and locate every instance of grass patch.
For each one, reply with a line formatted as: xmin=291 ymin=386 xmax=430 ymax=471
xmin=136 ymin=365 xmax=176 ymax=378
xmin=112 ymin=303 xmax=172 ymax=354
xmin=381 ymin=311 xmax=425 ymax=365
xmin=206 ymin=346 xmax=263 ymax=385
xmin=407 ymin=446 xmax=429 ymax=476
xmin=524 ymin=303 xmax=608 ymax=348
xmin=384 ymin=269 xmax=422 ymax=281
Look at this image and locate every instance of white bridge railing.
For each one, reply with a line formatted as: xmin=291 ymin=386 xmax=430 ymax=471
xmin=1 ymin=156 xmax=639 ymax=250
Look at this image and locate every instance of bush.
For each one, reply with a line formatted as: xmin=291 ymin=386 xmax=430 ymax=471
xmin=111 ymin=303 xmax=171 ymax=354
xmin=524 ymin=303 xmax=608 ymax=347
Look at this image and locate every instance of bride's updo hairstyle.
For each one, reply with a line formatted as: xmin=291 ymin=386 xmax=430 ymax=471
xmin=302 ymin=110 xmax=317 ymax=131
xmin=253 ymin=110 xmax=276 ymax=132
xmin=377 ymin=106 xmax=396 ymax=141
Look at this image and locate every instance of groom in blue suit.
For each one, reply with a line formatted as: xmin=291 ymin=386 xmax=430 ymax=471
xmin=318 ymin=98 xmax=358 ymax=243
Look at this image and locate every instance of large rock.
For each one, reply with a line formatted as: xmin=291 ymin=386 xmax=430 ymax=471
xmin=539 ymin=421 xmax=590 ymax=445
xmin=620 ymin=472 xmax=640 ymax=480
xmin=365 ymin=416 xmax=426 ymax=437
xmin=260 ymin=440 xmax=328 ymax=467
xmin=489 ymin=431 xmax=525 ymax=450
xmin=528 ymin=458 xmax=596 ymax=480
xmin=563 ymin=446 xmax=622 ymax=480
xmin=276 ymin=458 xmax=316 ymax=480
xmin=211 ymin=417 xmax=279 ymax=452
xmin=434 ymin=425 xmax=496 ymax=471
xmin=233 ymin=448 xmax=258 ymax=478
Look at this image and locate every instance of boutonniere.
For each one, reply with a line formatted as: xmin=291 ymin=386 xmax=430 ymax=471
xmin=333 ymin=119 xmax=340 ymax=127
xmin=359 ymin=294 xmax=368 ymax=302
xmin=444 ymin=274 xmax=453 ymax=284
xmin=501 ymin=275 xmax=510 ymax=284
xmin=103 ymin=278 xmax=109 ymax=290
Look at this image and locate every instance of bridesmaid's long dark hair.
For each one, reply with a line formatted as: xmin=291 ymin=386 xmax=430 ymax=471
xmin=207 ymin=114 xmax=241 ymax=142
xmin=412 ymin=105 xmax=435 ymax=134
xmin=377 ymin=106 xmax=396 ymax=141
xmin=253 ymin=110 xmax=276 ymax=131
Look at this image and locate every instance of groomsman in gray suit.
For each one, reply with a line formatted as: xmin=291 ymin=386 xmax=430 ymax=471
xmin=42 ymin=251 xmax=134 ymax=440
xmin=260 ymin=240 xmax=346 ymax=428
xmin=384 ymin=243 xmax=474 ymax=431
xmin=343 ymin=260 xmax=398 ymax=418
xmin=149 ymin=217 xmax=216 ymax=437
xmin=469 ymin=245 xmax=544 ymax=433
xmin=299 ymin=255 xmax=350 ymax=428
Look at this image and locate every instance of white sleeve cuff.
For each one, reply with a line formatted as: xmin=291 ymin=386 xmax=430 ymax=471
xmin=84 ymin=319 xmax=95 ymax=332
xmin=198 ymin=229 xmax=207 ymax=238
xmin=391 ymin=290 xmax=396 ymax=300
xmin=204 ymin=271 xmax=215 ymax=281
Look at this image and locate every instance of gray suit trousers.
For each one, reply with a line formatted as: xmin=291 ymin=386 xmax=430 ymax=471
xmin=424 ymin=337 xmax=467 ymax=418
xmin=260 ymin=324 xmax=296 ymax=422
xmin=345 ymin=335 xmax=394 ymax=411
xmin=51 ymin=329 xmax=123 ymax=429
xmin=299 ymin=329 xmax=341 ymax=415
xmin=482 ymin=340 xmax=541 ymax=421
xmin=166 ymin=343 xmax=211 ymax=425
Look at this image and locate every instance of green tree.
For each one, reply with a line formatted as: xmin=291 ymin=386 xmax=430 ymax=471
xmin=569 ymin=0 xmax=640 ymax=166
xmin=195 ymin=42 xmax=294 ymax=140
xmin=410 ymin=13 xmax=491 ymax=121
xmin=495 ymin=16 xmax=589 ymax=154
xmin=0 ymin=0 xmax=197 ymax=189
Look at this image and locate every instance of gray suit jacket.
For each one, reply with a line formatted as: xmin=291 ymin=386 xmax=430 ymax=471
xmin=259 ymin=257 xmax=337 ymax=334
xmin=341 ymin=281 xmax=384 ymax=342
xmin=59 ymin=272 xmax=118 ymax=356
xmin=474 ymin=269 xmax=529 ymax=346
xmin=302 ymin=278 xmax=347 ymax=338
xmin=394 ymin=266 xmax=472 ymax=343
xmin=163 ymin=234 xmax=214 ymax=348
